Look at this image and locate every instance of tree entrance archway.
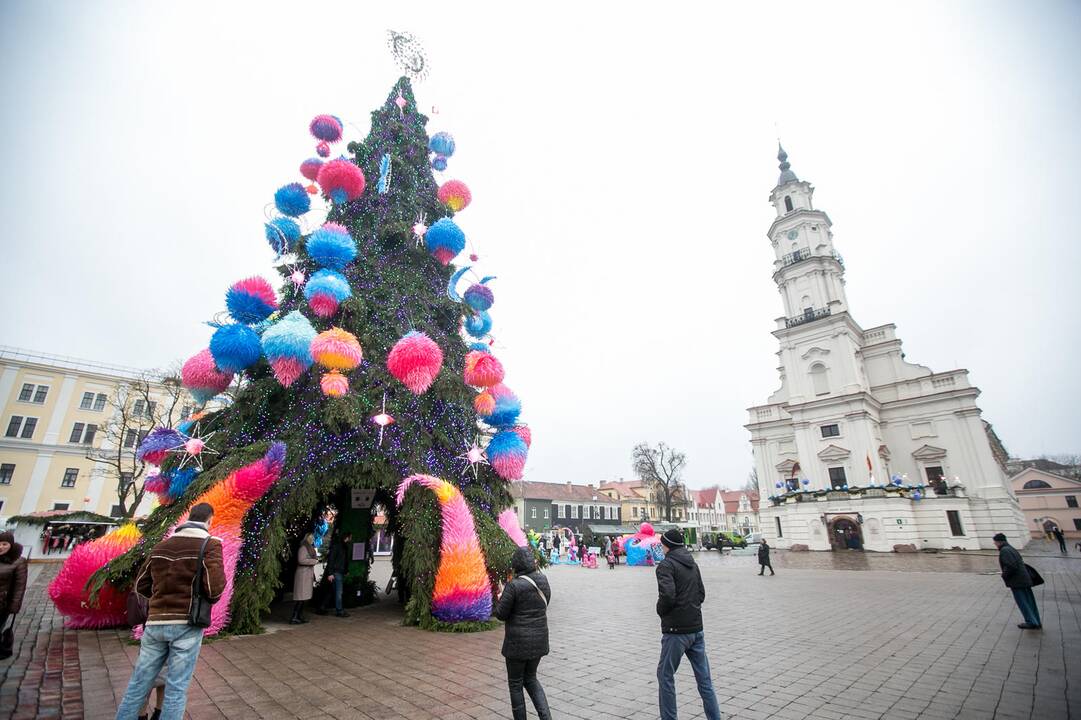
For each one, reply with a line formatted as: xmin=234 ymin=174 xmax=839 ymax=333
xmin=829 ymin=516 xmax=863 ymax=550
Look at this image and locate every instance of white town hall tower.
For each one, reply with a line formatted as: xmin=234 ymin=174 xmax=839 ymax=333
xmin=747 ymin=146 xmax=1028 ymax=552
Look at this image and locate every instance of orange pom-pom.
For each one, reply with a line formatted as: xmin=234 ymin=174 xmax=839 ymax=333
xmin=474 ymin=390 xmax=495 ymax=415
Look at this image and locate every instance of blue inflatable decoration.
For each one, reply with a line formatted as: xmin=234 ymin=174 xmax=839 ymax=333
xmin=274 ymin=183 xmax=311 ymax=217
xmin=377 ymin=153 xmax=391 ymax=194
xmin=424 ymin=217 xmax=466 ymax=265
xmin=431 ymin=156 xmax=448 ymax=172
xmin=306 ymin=223 xmax=356 ymax=270
xmin=209 ymin=323 xmax=263 ymax=373
xmin=429 ymin=132 xmax=456 ymax=157
xmin=264 ymin=217 xmax=301 ymax=255
xmin=464 ymin=311 xmax=492 ymax=339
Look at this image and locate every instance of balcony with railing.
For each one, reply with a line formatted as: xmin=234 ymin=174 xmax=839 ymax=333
xmin=784 ymin=307 xmax=831 ymax=328
xmin=780 ymin=248 xmax=811 ymax=267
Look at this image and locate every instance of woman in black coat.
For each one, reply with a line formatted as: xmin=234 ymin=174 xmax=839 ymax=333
xmin=495 ymin=546 xmax=552 ymax=720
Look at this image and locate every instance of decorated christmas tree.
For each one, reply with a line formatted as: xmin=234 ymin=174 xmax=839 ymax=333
xmin=81 ymin=76 xmax=532 ymax=634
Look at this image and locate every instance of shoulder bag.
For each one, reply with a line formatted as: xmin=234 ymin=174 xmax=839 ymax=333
xmin=520 ymin=574 xmax=548 ymax=607
xmin=1025 ymin=563 xmax=1044 ymax=587
xmin=189 ymin=536 xmax=213 ymax=628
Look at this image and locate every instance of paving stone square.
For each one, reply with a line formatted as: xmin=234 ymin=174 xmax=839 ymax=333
xmin=3 ymin=549 xmax=1079 ymax=720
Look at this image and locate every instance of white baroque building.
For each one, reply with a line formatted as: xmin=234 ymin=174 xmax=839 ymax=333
xmin=746 ymin=147 xmax=1028 ymax=552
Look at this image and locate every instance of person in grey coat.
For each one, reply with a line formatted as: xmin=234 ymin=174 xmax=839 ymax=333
xmin=994 ymin=533 xmax=1041 ymax=629
xmin=291 ymin=533 xmax=318 ymax=624
xmin=495 ymin=546 xmax=552 ymax=720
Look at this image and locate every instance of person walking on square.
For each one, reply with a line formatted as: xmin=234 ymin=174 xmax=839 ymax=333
xmin=0 ymin=530 xmax=29 ymax=660
xmin=655 ymin=528 xmax=721 ymax=720
xmin=757 ymin=539 xmax=774 ymax=576
xmin=495 ymin=546 xmax=552 ymax=720
xmin=115 ymin=503 xmax=226 ymax=720
xmin=291 ymin=533 xmax=318 ymax=624
xmin=1051 ymin=527 xmax=1067 ymax=554
xmin=993 ymin=532 xmax=1042 ymax=630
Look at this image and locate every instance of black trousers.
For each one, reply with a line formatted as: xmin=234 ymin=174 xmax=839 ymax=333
xmin=759 ymin=561 xmax=774 ymax=575
xmin=506 ymin=657 xmax=550 ymax=720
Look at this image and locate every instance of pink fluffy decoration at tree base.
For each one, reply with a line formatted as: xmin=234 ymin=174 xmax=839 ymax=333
xmin=387 ymin=332 xmax=444 ymax=394
xmin=321 ymin=370 xmax=350 ymax=397
xmin=497 ymin=508 xmax=528 ymax=547
xmin=48 ymin=524 xmax=142 ymax=628
xmin=463 ymin=350 xmax=504 ymax=388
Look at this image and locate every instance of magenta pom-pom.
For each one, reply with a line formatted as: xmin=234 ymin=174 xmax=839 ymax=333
xmin=513 ymin=425 xmax=532 ymax=448
xmin=300 ymin=158 xmax=324 ymax=181
xmin=316 ymin=142 xmax=330 ymax=158
xmin=387 ymin=331 xmax=443 ymax=394
xmin=463 ymin=350 xmax=504 ymax=388
xmin=309 ymin=114 xmax=343 ymax=143
xmin=317 ymin=159 xmax=366 ymax=204
xmin=181 ymin=349 xmax=233 ymax=404
xmin=308 ymin=294 xmax=340 ymax=318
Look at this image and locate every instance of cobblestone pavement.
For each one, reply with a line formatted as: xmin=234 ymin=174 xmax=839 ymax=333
xmin=0 ymin=563 xmax=84 ymax=720
xmin=59 ymin=549 xmax=1077 ymax=720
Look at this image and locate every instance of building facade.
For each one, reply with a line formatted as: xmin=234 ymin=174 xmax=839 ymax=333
xmin=0 ymin=346 xmax=215 ymax=525
xmin=720 ymin=491 xmax=761 ymax=536
xmin=511 ymin=481 xmax=621 ymax=536
xmin=599 ymin=479 xmax=690 ymax=524
xmin=689 ymin=488 xmax=725 ymax=533
xmin=745 ymin=148 xmax=1028 ymax=552
xmin=1009 ymin=468 xmax=1081 ymax=539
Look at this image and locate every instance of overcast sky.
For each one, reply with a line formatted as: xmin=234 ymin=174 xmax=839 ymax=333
xmin=2 ymin=1 xmax=1079 ymax=489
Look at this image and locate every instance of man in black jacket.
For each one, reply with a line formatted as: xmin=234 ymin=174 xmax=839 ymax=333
xmin=317 ymin=531 xmax=352 ymax=617
xmin=994 ymin=532 xmax=1041 ymax=630
xmin=758 ymin=540 xmax=774 ymax=576
xmin=655 ymin=529 xmax=721 ymax=720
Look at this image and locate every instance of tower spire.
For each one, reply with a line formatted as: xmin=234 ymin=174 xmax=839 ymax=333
xmin=777 ymin=142 xmax=799 ymax=186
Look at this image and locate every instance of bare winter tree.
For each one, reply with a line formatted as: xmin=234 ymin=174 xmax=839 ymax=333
xmin=743 ymin=467 xmax=759 ymax=493
xmin=86 ymin=365 xmax=190 ymax=519
xmin=632 ymin=441 xmax=689 ymax=522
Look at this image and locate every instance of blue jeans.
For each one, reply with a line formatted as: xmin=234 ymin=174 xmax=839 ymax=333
xmin=1011 ymin=587 xmax=1042 ymax=626
xmin=657 ymin=631 xmax=721 ymax=720
xmin=321 ymin=572 xmax=344 ymax=612
xmin=115 ymin=624 xmax=204 ymax=720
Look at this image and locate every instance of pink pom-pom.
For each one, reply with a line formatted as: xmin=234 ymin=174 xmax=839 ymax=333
xmin=639 ymin=522 xmax=655 ymax=536
xmin=474 ymin=390 xmax=495 ymax=415
xmin=144 ymin=474 xmax=168 ymax=495
xmin=513 ymin=425 xmax=532 ymax=448
xmin=181 ymin=348 xmax=234 ymax=401
xmin=463 ymin=350 xmax=504 ymax=388
xmin=300 ymin=158 xmax=324 ymax=181
xmin=321 ymin=370 xmax=349 ymax=397
xmin=432 ymin=247 xmax=457 ymax=265
xmin=309 ymin=114 xmax=343 ymax=143
xmin=308 ymin=294 xmax=340 ymax=318
xmin=437 ymin=179 xmax=472 ymax=212
xmin=270 ymin=357 xmax=307 ymax=387
xmin=231 ymin=276 xmax=277 ymax=306
xmin=48 ymin=525 xmax=142 ymax=628
xmin=497 ymin=508 xmax=528 ymax=547
xmin=317 ymin=159 xmax=366 ymax=204
xmin=310 ymin=328 xmax=363 ymax=371
xmin=387 ymin=332 xmax=443 ymax=395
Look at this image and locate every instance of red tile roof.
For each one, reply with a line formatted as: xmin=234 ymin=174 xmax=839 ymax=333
xmin=719 ymin=490 xmax=760 ymax=514
xmin=598 ymin=481 xmax=648 ymax=500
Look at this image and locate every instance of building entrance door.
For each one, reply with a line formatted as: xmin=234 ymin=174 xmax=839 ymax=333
xmin=829 ymin=517 xmax=863 ymax=550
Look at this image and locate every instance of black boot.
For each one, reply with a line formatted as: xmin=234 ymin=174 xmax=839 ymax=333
xmin=525 ymin=680 xmax=551 ymax=720
xmin=290 ymin=602 xmax=303 ymax=624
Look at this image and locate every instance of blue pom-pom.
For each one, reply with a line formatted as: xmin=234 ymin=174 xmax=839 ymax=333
xmin=463 ymin=283 xmax=494 ymax=312
xmin=274 ymin=183 xmax=311 ymax=217
xmin=425 ymin=218 xmax=466 ymax=262
xmin=429 ymin=132 xmax=456 ymax=157
xmin=468 ymin=342 xmax=490 ymax=353
xmin=464 ymin=311 xmax=492 ymax=339
xmin=265 ymin=217 xmax=301 ymax=254
xmin=486 ymin=390 xmax=521 ymax=429
xmin=225 ymin=285 xmax=276 ymax=324
xmin=303 ymin=269 xmax=352 ymax=302
xmin=306 ymin=224 xmax=357 ymax=270
xmin=431 ymin=156 xmax=448 ymax=172
xmin=165 ymin=467 xmax=199 ymax=500
xmin=261 ymin=311 xmax=316 ymax=363
xmin=209 ymin=323 xmax=263 ymax=373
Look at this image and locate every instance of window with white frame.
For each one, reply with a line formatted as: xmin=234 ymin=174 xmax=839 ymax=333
xmin=571 ymin=505 xmax=578 ymax=519
xmin=69 ymin=423 xmax=85 ymax=443
xmin=80 ymin=392 xmax=95 ymax=409
xmin=531 ymin=507 xmax=537 ymax=518
xmin=556 ymin=504 xmax=564 ymax=519
xmin=124 ymin=429 xmax=139 ymax=448
xmin=53 ymin=503 xmax=69 ymax=511
xmin=18 ymin=417 xmax=37 ymax=439
xmin=5 ymin=416 xmax=22 ymax=437
xmin=93 ymin=393 xmax=107 ymax=411
xmin=83 ymin=424 xmax=98 ymax=445
xmin=0 ymin=463 xmax=14 ymax=484
xmin=61 ymin=468 xmax=79 ymax=488
xmin=19 ymin=383 xmax=49 ymax=404
xmin=544 ymin=508 xmax=549 ymax=518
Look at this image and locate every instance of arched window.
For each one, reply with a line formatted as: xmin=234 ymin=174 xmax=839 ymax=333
xmin=784 ymin=196 xmax=794 ymax=212
xmin=810 ymin=363 xmax=829 ymax=396
xmin=1023 ymin=479 xmax=1052 ymax=489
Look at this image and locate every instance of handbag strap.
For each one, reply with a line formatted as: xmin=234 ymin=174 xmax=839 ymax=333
xmin=519 ymin=574 xmax=548 ymax=607
xmin=192 ymin=536 xmax=211 ymax=598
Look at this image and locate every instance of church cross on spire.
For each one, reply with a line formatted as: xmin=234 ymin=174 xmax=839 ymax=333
xmin=777 ymin=142 xmax=799 ymax=187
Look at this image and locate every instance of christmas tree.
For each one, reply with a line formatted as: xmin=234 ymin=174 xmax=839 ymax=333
xmin=86 ymin=77 xmax=530 ymax=634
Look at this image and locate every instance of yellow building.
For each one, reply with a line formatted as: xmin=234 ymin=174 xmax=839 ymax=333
xmin=599 ymin=479 xmax=690 ymax=523
xmin=0 ymin=346 xmax=216 ymax=524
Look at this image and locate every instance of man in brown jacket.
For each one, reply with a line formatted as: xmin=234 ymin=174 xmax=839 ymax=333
xmin=116 ymin=503 xmax=226 ymax=720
